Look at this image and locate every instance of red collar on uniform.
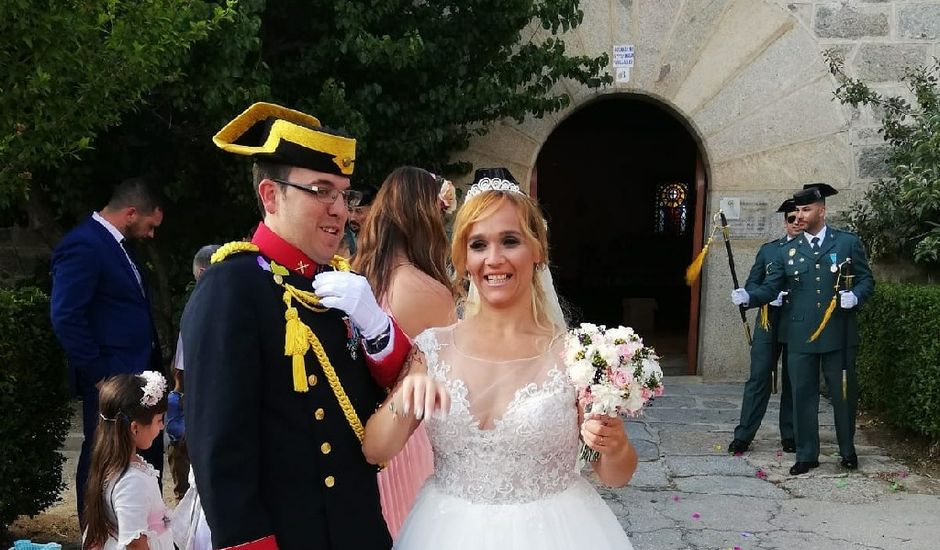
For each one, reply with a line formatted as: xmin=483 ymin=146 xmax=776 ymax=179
xmin=251 ymin=222 xmax=318 ymax=278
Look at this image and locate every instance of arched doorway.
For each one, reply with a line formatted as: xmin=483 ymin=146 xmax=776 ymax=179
xmin=534 ymin=96 xmax=705 ymax=375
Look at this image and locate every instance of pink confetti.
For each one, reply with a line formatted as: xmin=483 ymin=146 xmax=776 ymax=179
xmin=733 ymin=451 xmax=744 ymax=457
xmin=756 ymin=469 xmax=768 ymax=479
xmin=672 ymin=495 xmax=681 ymax=502
xmin=692 ymin=512 xmax=701 ymax=519
xmin=899 ymin=471 xmax=909 ymax=479
xmin=776 ymin=451 xmax=783 ymax=457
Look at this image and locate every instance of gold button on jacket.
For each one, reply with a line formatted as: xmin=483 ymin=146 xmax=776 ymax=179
xmin=321 ymin=442 xmax=332 ymax=454
xmin=324 ymin=476 xmax=335 ymax=488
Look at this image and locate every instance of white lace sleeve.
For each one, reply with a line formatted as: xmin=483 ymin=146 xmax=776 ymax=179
xmin=111 ymin=468 xmax=163 ymax=547
xmin=412 ymin=328 xmax=443 ymax=379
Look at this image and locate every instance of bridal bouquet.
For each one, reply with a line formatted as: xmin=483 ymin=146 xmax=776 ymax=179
xmin=565 ymin=323 xmax=664 ymax=462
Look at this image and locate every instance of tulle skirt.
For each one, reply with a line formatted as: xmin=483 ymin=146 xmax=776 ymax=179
xmin=378 ymin=424 xmax=434 ymax=539
xmin=394 ymin=478 xmax=634 ymax=549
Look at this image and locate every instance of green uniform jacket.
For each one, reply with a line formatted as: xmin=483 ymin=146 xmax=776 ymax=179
xmin=747 ymin=227 xmax=875 ymax=354
xmin=744 ymin=236 xmax=791 ymax=344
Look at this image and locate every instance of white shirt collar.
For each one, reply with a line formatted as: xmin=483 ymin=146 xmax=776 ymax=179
xmin=92 ymin=211 xmax=126 ymax=244
xmin=804 ymin=225 xmax=827 ymax=246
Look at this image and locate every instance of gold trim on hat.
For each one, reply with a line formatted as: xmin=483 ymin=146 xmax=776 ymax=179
xmin=213 ymin=102 xmax=356 ymax=175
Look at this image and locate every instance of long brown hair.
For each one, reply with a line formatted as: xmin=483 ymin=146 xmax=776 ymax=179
xmin=83 ymin=374 xmax=168 ymax=549
xmin=353 ymin=166 xmax=454 ymax=301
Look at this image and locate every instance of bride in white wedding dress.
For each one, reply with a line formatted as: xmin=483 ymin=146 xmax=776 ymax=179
xmin=363 ymin=170 xmax=637 ymax=549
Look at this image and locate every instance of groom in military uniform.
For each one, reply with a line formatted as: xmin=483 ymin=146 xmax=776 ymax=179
xmin=732 ymin=183 xmax=874 ymax=476
xmin=727 ymin=199 xmax=801 ymax=455
xmin=183 ymin=103 xmax=411 ymax=550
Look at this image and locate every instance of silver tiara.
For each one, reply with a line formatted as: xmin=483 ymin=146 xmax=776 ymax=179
xmin=465 ymin=177 xmax=523 ymax=200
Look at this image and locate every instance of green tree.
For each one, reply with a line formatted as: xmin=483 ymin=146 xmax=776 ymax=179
xmin=0 ymin=0 xmax=238 ymax=210
xmin=6 ymin=0 xmax=609 ymax=345
xmin=826 ymin=52 xmax=940 ymax=267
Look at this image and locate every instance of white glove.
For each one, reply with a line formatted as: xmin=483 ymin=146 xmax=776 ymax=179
xmin=769 ymin=291 xmax=788 ymax=307
xmin=312 ymin=271 xmax=390 ymax=339
xmin=839 ymin=290 xmax=858 ymax=309
xmin=731 ymin=288 xmax=750 ymax=307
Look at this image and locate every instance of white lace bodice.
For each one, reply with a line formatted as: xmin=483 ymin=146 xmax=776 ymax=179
xmin=414 ymin=327 xmax=580 ymax=504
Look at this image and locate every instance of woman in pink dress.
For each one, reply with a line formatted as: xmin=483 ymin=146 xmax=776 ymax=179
xmin=353 ymin=166 xmax=458 ymax=538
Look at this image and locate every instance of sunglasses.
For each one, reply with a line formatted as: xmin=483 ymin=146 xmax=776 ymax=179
xmin=786 ymin=215 xmax=798 ymax=224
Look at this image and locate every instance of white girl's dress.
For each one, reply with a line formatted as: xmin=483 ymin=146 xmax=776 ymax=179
xmin=393 ymin=326 xmax=634 ymax=549
xmin=100 ymin=457 xmax=173 ymax=550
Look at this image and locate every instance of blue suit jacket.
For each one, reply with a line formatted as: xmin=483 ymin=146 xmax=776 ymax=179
xmin=51 ymin=215 xmax=159 ymax=395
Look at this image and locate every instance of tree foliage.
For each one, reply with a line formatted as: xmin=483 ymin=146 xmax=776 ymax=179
xmin=2 ymin=0 xmax=609 ymax=346
xmin=0 ymin=0 xmax=238 ymax=209
xmin=826 ymin=52 xmax=940 ymax=266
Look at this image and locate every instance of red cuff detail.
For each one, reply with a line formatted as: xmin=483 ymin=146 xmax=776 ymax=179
xmin=365 ymin=320 xmax=411 ymax=388
xmin=222 ymin=535 xmax=278 ymax=550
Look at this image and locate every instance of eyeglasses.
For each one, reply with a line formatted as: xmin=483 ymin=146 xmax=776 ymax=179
xmin=272 ymin=179 xmax=363 ymax=208
xmin=786 ymin=215 xmax=798 ymax=224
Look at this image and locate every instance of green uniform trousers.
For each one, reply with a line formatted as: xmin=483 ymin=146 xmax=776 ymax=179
xmin=733 ymin=342 xmax=793 ymax=443
xmin=787 ymin=347 xmax=858 ymax=462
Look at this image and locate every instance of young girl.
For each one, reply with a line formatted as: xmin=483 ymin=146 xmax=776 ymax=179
xmin=83 ymin=372 xmax=173 ymax=550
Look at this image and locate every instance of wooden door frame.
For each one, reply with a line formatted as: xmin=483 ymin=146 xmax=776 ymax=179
xmin=686 ymin=152 xmax=706 ymax=375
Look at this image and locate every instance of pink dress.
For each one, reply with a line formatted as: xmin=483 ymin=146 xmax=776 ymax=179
xmin=378 ymin=425 xmax=435 ymax=538
xmin=377 ymin=267 xmax=455 ymax=538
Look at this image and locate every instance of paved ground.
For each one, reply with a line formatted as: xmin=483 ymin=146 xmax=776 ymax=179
xmin=598 ymin=377 xmax=940 ymax=550
xmin=14 ymin=378 xmax=940 ymax=549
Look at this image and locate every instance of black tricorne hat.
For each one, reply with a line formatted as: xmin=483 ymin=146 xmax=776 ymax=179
xmin=213 ymin=102 xmax=356 ymax=177
xmin=776 ymin=199 xmax=797 ymax=213
xmin=794 ymin=182 xmax=838 ymax=206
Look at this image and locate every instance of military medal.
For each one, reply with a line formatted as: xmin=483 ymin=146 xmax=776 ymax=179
xmin=788 ymin=248 xmax=796 ymax=257
xmin=831 ymin=264 xmax=838 ymax=273
xmin=344 ymin=317 xmax=360 ymax=360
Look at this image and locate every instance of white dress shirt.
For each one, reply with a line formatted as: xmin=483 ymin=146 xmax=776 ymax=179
xmin=92 ymin=211 xmax=144 ymax=292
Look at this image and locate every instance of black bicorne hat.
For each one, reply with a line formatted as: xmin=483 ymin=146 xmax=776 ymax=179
xmin=213 ymin=102 xmax=356 ymax=177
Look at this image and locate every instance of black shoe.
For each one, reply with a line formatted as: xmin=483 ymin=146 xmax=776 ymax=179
xmin=728 ymin=439 xmax=750 ymax=454
xmin=789 ymin=461 xmax=820 ymax=475
xmin=781 ymin=438 xmax=796 ymax=453
xmin=841 ymin=455 xmax=858 ymax=470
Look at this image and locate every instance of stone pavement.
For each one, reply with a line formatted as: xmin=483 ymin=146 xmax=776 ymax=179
xmin=596 ymin=377 xmax=940 ymax=550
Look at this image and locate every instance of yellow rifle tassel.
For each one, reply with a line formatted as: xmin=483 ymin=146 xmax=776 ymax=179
xmin=283 ymin=292 xmax=311 ymax=393
xmin=759 ymin=304 xmax=770 ymax=331
xmin=807 ymin=295 xmax=837 ymax=342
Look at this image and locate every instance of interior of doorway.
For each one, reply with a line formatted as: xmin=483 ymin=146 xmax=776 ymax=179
xmin=534 ymin=96 xmax=703 ymax=376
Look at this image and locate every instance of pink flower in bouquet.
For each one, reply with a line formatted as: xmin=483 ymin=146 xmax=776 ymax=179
xmin=641 ymin=387 xmax=653 ymax=400
xmin=610 ymin=367 xmax=633 ymax=388
xmin=619 ymin=340 xmax=644 ymax=361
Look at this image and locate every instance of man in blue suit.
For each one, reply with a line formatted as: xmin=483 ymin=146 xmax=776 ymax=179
xmin=50 ymin=177 xmax=165 ymax=523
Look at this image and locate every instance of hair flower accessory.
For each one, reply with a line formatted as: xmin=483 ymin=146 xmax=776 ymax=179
xmin=138 ymin=371 xmax=167 ymax=407
xmin=436 ymin=176 xmax=457 ymax=214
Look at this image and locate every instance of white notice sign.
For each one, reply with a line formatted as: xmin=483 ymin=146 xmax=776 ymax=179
xmin=616 ymin=67 xmax=631 ymax=83
xmin=613 ymin=45 xmax=635 ymax=68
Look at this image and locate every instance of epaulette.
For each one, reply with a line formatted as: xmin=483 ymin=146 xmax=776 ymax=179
xmin=211 ymin=241 xmax=260 ymax=264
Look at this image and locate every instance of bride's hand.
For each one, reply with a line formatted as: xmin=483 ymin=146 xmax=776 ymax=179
xmin=393 ymin=372 xmax=450 ymax=421
xmin=581 ymin=413 xmax=629 ymax=457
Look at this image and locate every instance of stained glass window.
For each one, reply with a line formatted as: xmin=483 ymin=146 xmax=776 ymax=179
xmin=655 ymin=182 xmax=689 ymax=235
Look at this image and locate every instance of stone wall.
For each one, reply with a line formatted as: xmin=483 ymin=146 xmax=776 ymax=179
xmin=451 ymin=0 xmax=940 ymax=380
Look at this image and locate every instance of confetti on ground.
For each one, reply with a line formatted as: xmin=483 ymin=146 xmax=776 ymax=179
xmin=898 ymin=471 xmax=909 ymax=479
xmin=756 ymin=469 xmax=768 ymax=479
xmin=672 ymin=495 xmax=681 ymax=502
xmin=835 ymin=479 xmax=848 ymax=488
xmin=740 ymin=532 xmax=753 ymax=538
xmin=890 ymin=482 xmax=905 ymax=492
xmin=714 ymin=444 xmax=723 ymax=451
xmin=733 ymin=451 xmax=744 ymax=457
xmin=692 ymin=512 xmax=701 ymax=519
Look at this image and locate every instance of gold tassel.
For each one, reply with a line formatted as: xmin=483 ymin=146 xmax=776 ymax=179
xmin=283 ymin=292 xmax=311 ymax=393
xmin=807 ymin=295 xmax=837 ymax=342
xmin=759 ymin=304 xmax=770 ymax=331
xmin=685 ymin=236 xmax=713 ymax=286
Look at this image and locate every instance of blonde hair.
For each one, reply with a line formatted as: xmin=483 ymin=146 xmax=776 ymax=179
xmin=451 ymin=191 xmax=553 ymax=328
